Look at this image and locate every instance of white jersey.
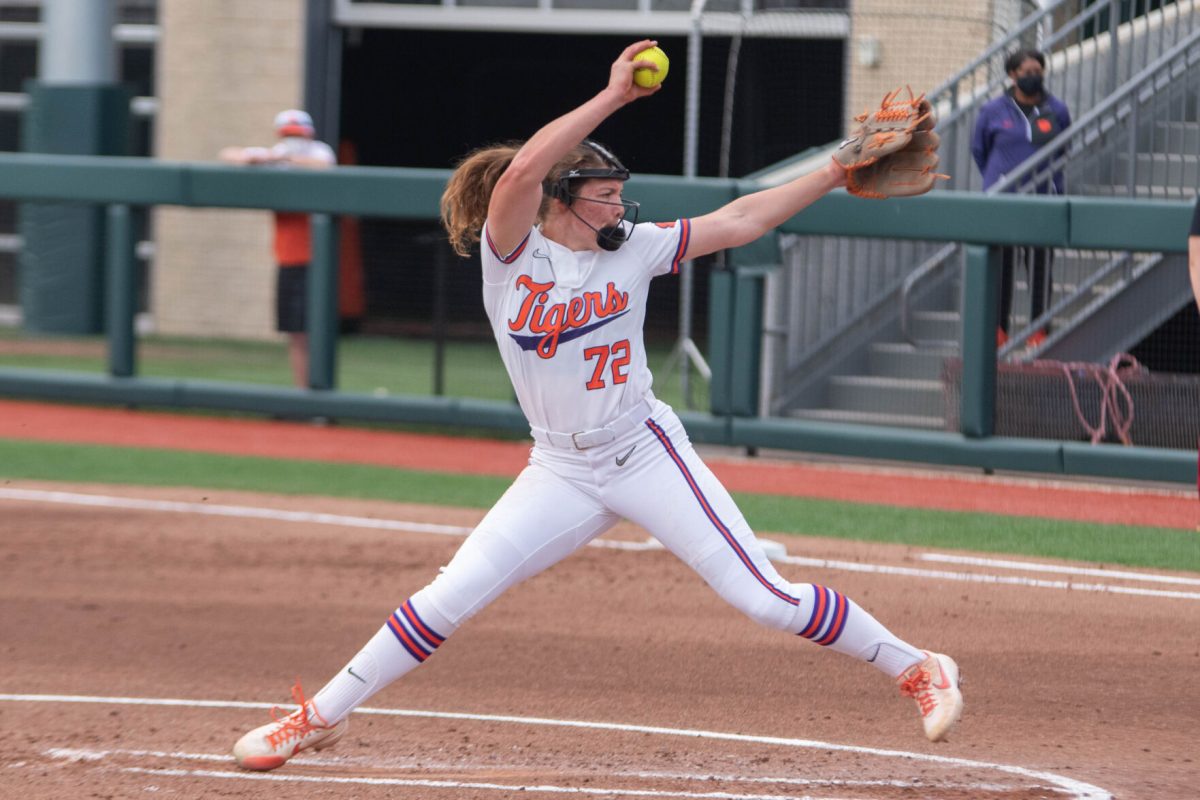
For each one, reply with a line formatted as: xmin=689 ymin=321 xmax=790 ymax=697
xmin=480 ymin=218 xmax=692 ymax=433
xmin=270 ymin=136 xmax=336 ymax=165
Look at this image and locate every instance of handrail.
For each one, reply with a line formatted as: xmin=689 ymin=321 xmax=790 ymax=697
xmin=0 ymin=151 xmax=1190 ymax=250
xmin=0 ymin=167 xmax=1192 ymax=478
xmin=988 ymin=25 xmax=1200 ymax=194
xmin=996 ymin=250 xmax=1137 ymax=359
xmin=932 ymin=0 xmax=1113 ymax=136
xmin=898 ymin=242 xmax=960 ymax=346
xmin=928 ymin=0 xmax=1066 ymax=108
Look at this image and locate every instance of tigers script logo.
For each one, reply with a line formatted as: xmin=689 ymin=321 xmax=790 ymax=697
xmin=507 ymin=274 xmax=630 ymax=358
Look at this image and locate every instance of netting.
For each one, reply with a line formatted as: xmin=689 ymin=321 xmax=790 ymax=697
xmin=944 ymin=354 xmax=1200 ymax=449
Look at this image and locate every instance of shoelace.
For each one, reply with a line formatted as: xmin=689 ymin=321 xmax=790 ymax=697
xmin=264 ymin=680 xmax=326 ymax=749
xmin=898 ymin=668 xmax=937 ymax=717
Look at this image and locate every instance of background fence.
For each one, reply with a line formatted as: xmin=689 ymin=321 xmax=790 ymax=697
xmin=0 ymin=152 xmax=1194 ymax=485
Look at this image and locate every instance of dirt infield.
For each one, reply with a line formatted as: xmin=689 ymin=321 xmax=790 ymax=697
xmin=1 ymin=480 xmax=1199 ymax=799
xmin=1 ymin=401 xmax=1199 ymax=799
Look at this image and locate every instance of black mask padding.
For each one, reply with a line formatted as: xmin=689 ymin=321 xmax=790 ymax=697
xmin=597 ymin=224 xmax=628 ymax=251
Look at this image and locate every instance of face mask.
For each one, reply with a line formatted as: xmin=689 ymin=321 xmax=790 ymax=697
xmin=564 ymin=195 xmax=640 ymax=252
xmin=1016 ymin=74 xmax=1044 ymax=96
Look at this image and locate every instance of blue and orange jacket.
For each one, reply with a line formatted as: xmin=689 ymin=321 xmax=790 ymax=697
xmin=971 ymin=91 xmax=1072 ymax=193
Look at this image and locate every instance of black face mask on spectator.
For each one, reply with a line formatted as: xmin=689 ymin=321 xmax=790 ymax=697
xmin=1016 ymin=74 xmax=1044 ymax=96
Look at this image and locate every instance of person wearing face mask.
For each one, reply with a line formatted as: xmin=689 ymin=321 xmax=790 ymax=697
xmin=971 ymin=49 xmax=1072 ymax=348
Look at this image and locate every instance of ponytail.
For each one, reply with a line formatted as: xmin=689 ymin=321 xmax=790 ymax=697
xmin=441 ymin=143 xmax=523 ymax=258
xmin=440 ymin=140 xmax=613 ymax=258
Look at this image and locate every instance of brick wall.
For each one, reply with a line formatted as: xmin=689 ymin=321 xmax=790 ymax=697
xmin=152 ymin=0 xmax=305 ymax=339
xmin=846 ymin=0 xmax=997 ymax=129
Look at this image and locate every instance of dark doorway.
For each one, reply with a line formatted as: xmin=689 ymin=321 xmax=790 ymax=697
xmin=338 ymin=28 xmax=843 ymax=339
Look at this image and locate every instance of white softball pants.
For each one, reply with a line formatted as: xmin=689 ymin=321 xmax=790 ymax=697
xmin=421 ymin=401 xmax=842 ymax=641
xmin=312 ymin=400 xmax=925 ymax=723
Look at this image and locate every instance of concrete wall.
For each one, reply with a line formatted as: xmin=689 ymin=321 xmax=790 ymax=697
xmin=152 ymin=0 xmax=306 ymax=338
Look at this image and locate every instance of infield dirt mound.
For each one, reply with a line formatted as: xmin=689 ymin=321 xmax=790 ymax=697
xmin=1 ymin=481 xmax=1198 ymax=799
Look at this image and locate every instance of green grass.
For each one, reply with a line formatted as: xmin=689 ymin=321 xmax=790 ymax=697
xmin=3 ymin=439 xmax=1196 ymax=572
xmin=0 ymin=330 xmax=710 ymax=410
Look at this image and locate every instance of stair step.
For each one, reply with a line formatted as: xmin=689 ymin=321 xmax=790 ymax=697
xmin=1110 ymin=153 xmax=1200 ymax=187
xmin=788 ymin=407 xmax=946 ymax=430
xmin=827 ymin=375 xmax=945 ymax=416
xmin=909 ymin=310 xmax=961 ymax=342
xmin=867 ymin=342 xmax=957 ymax=380
xmin=1139 ymin=120 xmax=1200 ymax=152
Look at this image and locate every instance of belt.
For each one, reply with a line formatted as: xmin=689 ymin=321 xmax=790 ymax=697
xmin=530 ymin=398 xmax=654 ymax=451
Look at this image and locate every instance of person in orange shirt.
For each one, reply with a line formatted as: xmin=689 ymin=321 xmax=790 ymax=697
xmin=220 ymin=110 xmax=336 ymax=387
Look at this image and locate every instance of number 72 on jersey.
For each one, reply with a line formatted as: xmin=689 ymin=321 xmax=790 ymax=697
xmin=584 ymin=339 xmax=631 ymax=390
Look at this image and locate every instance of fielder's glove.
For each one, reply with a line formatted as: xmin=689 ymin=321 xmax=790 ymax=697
xmin=834 ymin=87 xmax=948 ymax=199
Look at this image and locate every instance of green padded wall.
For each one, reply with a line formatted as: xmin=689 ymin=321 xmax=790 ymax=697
xmin=19 ymin=83 xmax=131 ymax=334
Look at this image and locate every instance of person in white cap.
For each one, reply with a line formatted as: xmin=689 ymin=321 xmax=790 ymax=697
xmin=219 ymin=110 xmax=337 ymax=388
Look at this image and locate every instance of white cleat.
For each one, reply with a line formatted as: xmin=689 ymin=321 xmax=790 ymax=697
xmin=897 ymin=651 xmax=963 ymax=742
xmin=232 ymin=683 xmax=347 ymax=771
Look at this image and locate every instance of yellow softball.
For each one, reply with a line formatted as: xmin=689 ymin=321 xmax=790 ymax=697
xmin=633 ymin=46 xmax=670 ymax=88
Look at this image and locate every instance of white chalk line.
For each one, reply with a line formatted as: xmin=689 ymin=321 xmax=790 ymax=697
xmin=775 ymin=555 xmax=1200 ymax=601
xmin=117 ymin=766 xmax=863 ymax=800
xmin=714 ymin=453 xmax=1195 ymax=499
xmin=4 ymin=694 xmax=1104 ymax=799
xmin=919 ymin=553 xmax=1200 ymax=586
xmin=40 ymin=746 xmax=1026 ymax=793
xmin=2 ymin=487 xmax=1195 ymax=600
xmin=0 ymin=487 xmax=474 ymax=536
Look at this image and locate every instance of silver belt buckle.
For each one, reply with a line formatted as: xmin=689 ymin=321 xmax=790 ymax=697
xmin=571 ymin=429 xmax=615 ymax=450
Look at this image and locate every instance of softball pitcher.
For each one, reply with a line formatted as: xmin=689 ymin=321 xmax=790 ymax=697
xmin=233 ymin=40 xmax=963 ymax=771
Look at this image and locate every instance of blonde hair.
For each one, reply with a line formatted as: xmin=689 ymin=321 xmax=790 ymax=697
xmin=440 ymin=141 xmax=612 ymax=258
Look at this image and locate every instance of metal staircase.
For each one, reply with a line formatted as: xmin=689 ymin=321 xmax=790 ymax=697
xmin=762 ymin=0 xmax=1200 ymax=429
xmin=993 ymin=22 xmax=1200 ymax=360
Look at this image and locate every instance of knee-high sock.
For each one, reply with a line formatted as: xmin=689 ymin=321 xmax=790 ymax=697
xmin=795 ymin=584 xmax=924 ymax=678
xmin=311 ymin=594 xmax=454 ymax=724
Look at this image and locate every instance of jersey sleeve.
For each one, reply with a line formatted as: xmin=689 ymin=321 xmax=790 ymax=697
xmin=628 ymin=219 xmax=692 ymax=277
xmin=312 ymin=141 xmax=337 ymax=165
xmin=480 ymin=220 xmax=534 ymax=286
xmin=270 ymin=140 xmax=336 ymax=166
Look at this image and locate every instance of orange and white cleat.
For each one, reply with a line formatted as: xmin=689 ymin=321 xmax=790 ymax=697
xmin=232 ymin=681 xmax=347 ymax=771
xmin=897 ymin=651 xmax=963 ymax=742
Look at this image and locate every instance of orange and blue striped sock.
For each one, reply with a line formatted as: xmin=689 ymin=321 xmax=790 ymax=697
xmin=312 ymin=595 xmax=454 ymax=723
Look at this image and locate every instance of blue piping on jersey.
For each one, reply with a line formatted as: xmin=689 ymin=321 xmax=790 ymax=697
xmin=487 ymin=228 xmax=531 ymax=264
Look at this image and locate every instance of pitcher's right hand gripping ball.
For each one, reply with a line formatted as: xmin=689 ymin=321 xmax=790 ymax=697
xmin=834 ymin=87 xmax=948 ymax=199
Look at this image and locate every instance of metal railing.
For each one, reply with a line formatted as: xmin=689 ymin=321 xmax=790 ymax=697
xmin=331 ymin=0 xmax=850 ymax=35
xmin=0 ymin=152 xmax=1192 ymax=481
xmin=936 ymin=0 xmax=1199 ymax=192
xmin=980 ymin=27 xmax=1200 ymax=360
xmin=993 ymin=24 xmax=1200 ymax=197
xmin=773 ymin=235 xmax=947 ymax=369
xmin=774 ymin=1 xmax=1200 ymax=395
xmin=898 ymin=243 xmax=960 ymax=346
xmin=996 ymin=248 xmax=1148 ymax=359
